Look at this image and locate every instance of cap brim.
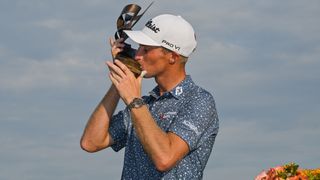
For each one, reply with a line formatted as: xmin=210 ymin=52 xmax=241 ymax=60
xmin=124 ymin=30 xmax=160 ymax=46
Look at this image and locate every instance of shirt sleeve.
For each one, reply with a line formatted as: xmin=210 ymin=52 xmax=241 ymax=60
xmin=168 ymin=91 xmax=219 ymax=151
xmin=109 ymin=109 xmax=131 ymax=152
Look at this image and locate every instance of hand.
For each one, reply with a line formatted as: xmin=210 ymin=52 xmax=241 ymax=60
xmin=106 ymin=60 xmax=146 ymax=105
xmin=109 ymin=37 xmax=125 ymax=59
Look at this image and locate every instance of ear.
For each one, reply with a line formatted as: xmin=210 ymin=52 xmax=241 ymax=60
xmin=169 ymin=51 xmax=180 ymax=64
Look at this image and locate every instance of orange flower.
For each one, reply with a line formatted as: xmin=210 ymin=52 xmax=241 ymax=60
xmin=255 ymin=163 xmax=320 ymax=180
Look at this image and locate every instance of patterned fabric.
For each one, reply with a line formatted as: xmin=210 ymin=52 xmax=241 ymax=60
xmin=109 ymin=75 xmax=219 ymax=180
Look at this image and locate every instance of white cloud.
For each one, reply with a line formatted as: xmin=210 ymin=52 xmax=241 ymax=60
xmin=34 ymin=18 xmax=66 ymax=29
xmin=0 ymin=46 xmax=6 ymax=55
xmin=0 ymin=134 xmax=124 ymax=180
xmin=0 ymin=52 xmax=105 ymax=92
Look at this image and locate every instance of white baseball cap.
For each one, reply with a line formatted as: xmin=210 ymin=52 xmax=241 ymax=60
xmin=124 ymin=14 xmax=197 ymax=57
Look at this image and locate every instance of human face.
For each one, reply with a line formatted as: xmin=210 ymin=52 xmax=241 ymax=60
xmin=135 ymin=45 xmax=171 ymax=78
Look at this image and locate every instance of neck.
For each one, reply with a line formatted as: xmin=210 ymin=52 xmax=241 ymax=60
xmin=155 ymin=68 xmax=186 ymax=96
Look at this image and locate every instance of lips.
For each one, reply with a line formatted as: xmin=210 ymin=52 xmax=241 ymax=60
xmin=138 ymin=63 xmax=144 ymax=71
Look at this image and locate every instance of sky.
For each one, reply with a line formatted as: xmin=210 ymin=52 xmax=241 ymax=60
xmin=0 ymin=0 xmax=319 ymax=179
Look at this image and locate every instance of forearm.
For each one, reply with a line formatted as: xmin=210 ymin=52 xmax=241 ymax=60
xmin=130 ymin=106 xmax=176 ymax=171
xmin=80 ymin=85 xmax=120 ymax=152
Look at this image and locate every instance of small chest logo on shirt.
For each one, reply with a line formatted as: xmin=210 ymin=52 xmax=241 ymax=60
xmin=183 ymin=120 xmax=200 ymax=136
xmin=160 ymin=111 xmax=177 ymax=120
xmin=175 ymin=86 xmax=183 ymax=96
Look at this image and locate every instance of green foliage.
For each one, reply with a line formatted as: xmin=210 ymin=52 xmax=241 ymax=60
xmin=276 ymin=162 xmax=299 ymax=179
xmin=303 ymin=170 xmax=320 ymax=180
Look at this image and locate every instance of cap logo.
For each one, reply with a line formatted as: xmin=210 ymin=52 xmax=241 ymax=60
xmin=162 ymin=40 xmax=180 ymax=51
xmin=145 ymin=20 xmax=160 ymax=33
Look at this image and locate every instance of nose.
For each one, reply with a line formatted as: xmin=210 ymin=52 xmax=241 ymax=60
xmin=134 ymin=46 xmax=143 ymax=61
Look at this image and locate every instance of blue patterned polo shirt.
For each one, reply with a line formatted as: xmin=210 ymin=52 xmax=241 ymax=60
xmin=109 ymin=75 xmax=219 ymax=180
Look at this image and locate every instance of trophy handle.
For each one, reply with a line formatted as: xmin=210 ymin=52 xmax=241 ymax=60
xmin=115 ymin=2 xmax=154 ymax=40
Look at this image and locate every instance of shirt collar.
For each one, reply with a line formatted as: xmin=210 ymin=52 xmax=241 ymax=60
xmin=149 ymin=75 xmax=194 ymax=100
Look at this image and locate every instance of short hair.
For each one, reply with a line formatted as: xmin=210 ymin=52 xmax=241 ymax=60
xmin=161 ymin=47 xmax=189 ymax=63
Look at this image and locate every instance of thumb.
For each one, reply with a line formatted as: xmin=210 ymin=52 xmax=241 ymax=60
xmin=109 ymin=37 xmax=115 ymax=47
xmin=138 ymin=70 xmax=147 ymax=84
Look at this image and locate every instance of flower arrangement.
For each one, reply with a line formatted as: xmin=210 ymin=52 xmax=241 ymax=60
xmin=255 ymin=162 xmax=320 ymax=180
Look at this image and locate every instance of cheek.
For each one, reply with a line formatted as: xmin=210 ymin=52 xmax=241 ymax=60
xmin=143 ymin=59 xmax=158 ymax=75
xmin=142 ymin=50 xmax=168 ymax=74
xmin=143 ymin=53 xmax=159 ymax=67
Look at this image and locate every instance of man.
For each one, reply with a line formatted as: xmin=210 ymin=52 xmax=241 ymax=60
xmin=81 ymin=14 xmax=219 ymax=179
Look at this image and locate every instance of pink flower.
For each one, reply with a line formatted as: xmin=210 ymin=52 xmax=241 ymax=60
xmin=255 ymin=166 xmax=284 ymax=180
xmin=254 ymin=170 xmax=267 ymax=180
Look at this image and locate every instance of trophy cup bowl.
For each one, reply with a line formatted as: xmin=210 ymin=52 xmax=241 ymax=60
xmin=115 ymin=49 xmax=141 ymax=76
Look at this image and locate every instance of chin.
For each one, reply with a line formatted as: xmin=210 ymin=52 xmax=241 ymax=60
xmin=144 ymin=74 xmax=152 ymax=79
xmin=143 ymin=72 xmax=154 ymax=79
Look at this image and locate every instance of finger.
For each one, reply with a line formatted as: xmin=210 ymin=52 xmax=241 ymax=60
xmin=109 ymin=37 xmax=115 ymax=47
xmin=115 ymin=38 xmax=124 ymax=43
xmin=108 ymin=72 xmax=118 ymax=86
xmin=111 ymin=48 xmax=121 ymax=60
xmin=113 ymin=42 xmax=125 ymax=49
xmin=114 ymin=60 xmax=132 ymax=76
xmin=110 ymin=37 xmax=125 ymax=49
xmin=140 ymin=70 xmax=147 ymax=78
xmin=116 ymin=43 xmax=125 ymax=48
xmin=110 ymin=70 xmax=122 ymax=83
xmin=110 ymin=39 xmax=125 ymax=59
xmin=137 ymin=70 xmax=147 ymax=85
xmin=114 ymin=38 xmax=125 ymax=48
xmin=109 ymin=38 xmax=117 ymax=60
xmin=106 ymin=61 xmax=126 ymax=77
xmin=109 ymin=37 xmax=124 ymax=48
